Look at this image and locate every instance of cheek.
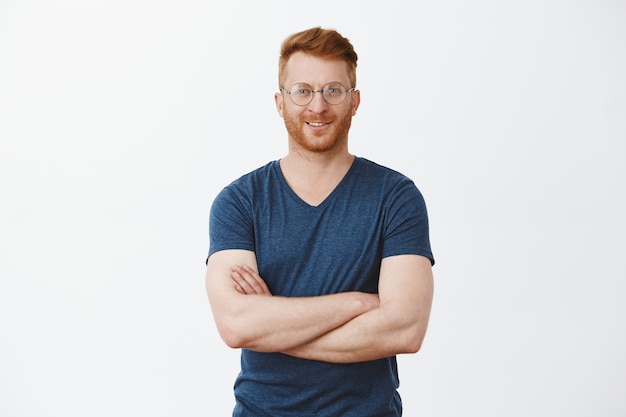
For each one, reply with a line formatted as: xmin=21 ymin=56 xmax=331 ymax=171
xmin=283 ymin=106 xmax=303 ymax=124
xmin=284 ymin=110 xmax=300 ymax=130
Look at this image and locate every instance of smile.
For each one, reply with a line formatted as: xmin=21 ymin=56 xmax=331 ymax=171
xmin=307 ymin=122 xmax=330 ymax=127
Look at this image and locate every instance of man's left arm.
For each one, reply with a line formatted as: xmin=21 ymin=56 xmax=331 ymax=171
xmin=281 ymin=254 xmax=433 ymax=363
xmin=230 ymin=254 xmax=433 ymax=363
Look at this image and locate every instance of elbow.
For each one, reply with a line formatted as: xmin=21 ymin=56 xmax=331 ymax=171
xmin=209 ymin=294 xmax=257 ymax=349
xmin=398 ymin=323 xmax=428 ymax=354
xmin=215 ymin=317 xmax=250 ymax=349
xmin=220 ymin=324 xmax=270 ymax=351
xmin=220 ymin=329 xmax=244 ymax=349
xmin=403 ymin=334 xmax=424 ymax=354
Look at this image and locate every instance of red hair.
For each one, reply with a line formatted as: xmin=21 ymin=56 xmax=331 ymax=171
xmin=278 ymin=27 xmax=358 ymax=87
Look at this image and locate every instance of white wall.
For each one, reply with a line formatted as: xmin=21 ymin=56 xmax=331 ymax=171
xmin=1 ymin=1 xmax=624 ymax=416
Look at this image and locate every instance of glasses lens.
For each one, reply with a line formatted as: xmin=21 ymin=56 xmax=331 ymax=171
xmin=286 ymin=82 xmax=350 ymax=105
xmin=289 ymin=83 xmax=313 ymax=105
xmin=323 ymin=83 xmax=347 ymax=105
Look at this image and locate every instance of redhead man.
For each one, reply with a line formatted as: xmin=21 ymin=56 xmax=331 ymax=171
xmin=206 ymin=27 xmax=435 ymax=416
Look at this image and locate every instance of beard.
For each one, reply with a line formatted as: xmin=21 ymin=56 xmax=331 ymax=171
xmin=283 ymin=108 xmax=353 ymax=153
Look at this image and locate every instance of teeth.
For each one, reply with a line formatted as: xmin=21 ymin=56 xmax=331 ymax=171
xmin=309 ymin=122 xmax=327 ymax=127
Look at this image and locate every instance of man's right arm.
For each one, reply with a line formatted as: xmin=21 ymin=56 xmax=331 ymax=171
xmin=205 ymin=249 xmax=379 ymax=353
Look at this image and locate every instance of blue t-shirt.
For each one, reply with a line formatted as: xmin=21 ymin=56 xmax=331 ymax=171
xmin=208 ymin=157 xmax=434 ymax=417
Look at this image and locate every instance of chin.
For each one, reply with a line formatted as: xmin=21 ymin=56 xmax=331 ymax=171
xmin=295 ymin=135 xmax=343 ymax=153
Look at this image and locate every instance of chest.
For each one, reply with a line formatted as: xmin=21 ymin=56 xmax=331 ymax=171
xmin=253 ymin=199 xmax=385 ymax=296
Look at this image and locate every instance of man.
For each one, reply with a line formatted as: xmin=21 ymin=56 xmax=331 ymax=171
xmin=206 ymin=27 xmax=434 ymax=416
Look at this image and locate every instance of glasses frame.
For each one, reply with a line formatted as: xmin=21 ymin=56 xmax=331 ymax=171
xmin=279 ymin=82 xmax=356 ymax=106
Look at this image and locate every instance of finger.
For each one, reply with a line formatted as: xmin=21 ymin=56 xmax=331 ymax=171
xmin=231 ymin=266 xmax=268 ymax=295
xmin=231 ymin=270 xmax=255 ymax=294
xmin=237 ymin=267 xmax=269 ymax=295
xmin=241 ymin=265 xmax=271 ymax=295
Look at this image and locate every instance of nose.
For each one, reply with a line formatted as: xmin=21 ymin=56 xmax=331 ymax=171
xmin=307 ymin=90 xmax=328 ymax=112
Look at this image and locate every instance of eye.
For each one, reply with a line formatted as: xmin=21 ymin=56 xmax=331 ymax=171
xmin=324 ymin=83 xmax=345 ymax=96
xmin=292 ymin=84 xmax=312 ymax=96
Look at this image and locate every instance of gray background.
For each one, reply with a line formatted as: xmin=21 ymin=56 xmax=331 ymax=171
xmin=1 ymin=0 xmax=625 ymax=416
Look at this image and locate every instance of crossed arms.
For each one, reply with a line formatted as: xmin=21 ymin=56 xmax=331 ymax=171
xmin=205 ymin=249 xmax=434 ymax=363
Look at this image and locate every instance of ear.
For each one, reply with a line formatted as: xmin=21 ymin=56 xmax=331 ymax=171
xmin=275 ymin=92 xmax=284 ymax=118
xmin=351 ymin=89 xmax=361 ymax=116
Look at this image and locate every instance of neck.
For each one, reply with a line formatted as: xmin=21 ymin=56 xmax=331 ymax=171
xmin=279 ymin=149 xmax=355 ymax=206
xmin=281 ymin=145 xmax=354 ymax=178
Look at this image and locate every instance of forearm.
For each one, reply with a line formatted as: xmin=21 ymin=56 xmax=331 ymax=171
xmin=207 ymin=253 xmax=378 ymax=352
xmin=284 ymin=255 xmax=434 ymax=363
xmin=208 ymin=252 xmax=432 ymax=360
xmin=282 ymin=303 xmax=430 ymax=363
xmin=213 ymin=290 xmax=376 ymax=352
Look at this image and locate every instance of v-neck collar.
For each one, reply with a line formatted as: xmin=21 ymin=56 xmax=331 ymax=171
xmin=274 ymin=157 xmax=360 ymax=208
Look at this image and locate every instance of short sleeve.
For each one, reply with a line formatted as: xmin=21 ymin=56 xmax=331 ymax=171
xmin=382 ymin=179 xmax=434 ymax=265
xmin=207 ymin=185 xmax=256 ymax=259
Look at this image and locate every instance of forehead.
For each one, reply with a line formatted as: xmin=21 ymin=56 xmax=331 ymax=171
xmin=283 ymin=52 xmax=351 ymax=86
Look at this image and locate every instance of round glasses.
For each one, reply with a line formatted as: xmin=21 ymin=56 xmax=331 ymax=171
xmin=280 ymin=82 xmax=355 ymax=106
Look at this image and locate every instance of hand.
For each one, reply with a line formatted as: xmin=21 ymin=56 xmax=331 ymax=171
xmin=231 ymin=265 xmax=272 ymax=295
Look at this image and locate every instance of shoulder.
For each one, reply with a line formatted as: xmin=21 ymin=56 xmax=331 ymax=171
xmin=353 ymin=157 xmax=421 ymax=195
xmin=210 ymin=161 xmax=278 ymax=215
xmin=351 ymin=157 xmax=429 ymax=221
xmin=217 ymin=160 xmax=279 ymax=198
xmin=354 ymin=157 xmax=412 ymax=181
xmin=226 ymin=160 xmax=278 ymax=189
